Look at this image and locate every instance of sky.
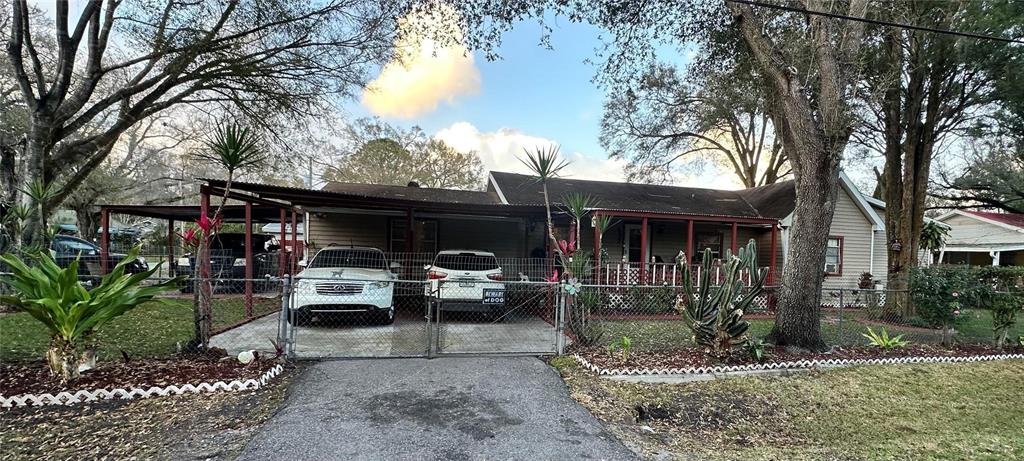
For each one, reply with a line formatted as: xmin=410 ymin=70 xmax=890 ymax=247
xmin=345 ymin=14 xmax=636 ymax=183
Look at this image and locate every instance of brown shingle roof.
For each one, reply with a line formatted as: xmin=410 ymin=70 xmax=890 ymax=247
xmin=736 ymin=180 xmax=797 ymax=219
xmin=489 ymin=171 xmax=765 ymax=218
xmin=320 ymin=182 xmax=502 ymax=205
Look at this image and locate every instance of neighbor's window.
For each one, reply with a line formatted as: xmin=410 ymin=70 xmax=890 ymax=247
xmin=824 ymin=237 xmax=843 ymax=275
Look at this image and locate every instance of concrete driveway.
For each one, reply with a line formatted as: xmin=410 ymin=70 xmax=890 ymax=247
xmin=239 ymin=357 xmax=637 ymax=461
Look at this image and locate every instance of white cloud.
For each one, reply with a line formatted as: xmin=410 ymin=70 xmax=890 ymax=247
xmin=434 ymin=122 xmax=626 ymax=182
xmin=361 ymin=5 xmax=480 ymax=119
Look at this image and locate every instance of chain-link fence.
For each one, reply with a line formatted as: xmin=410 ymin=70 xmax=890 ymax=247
xmin=564 ymin=285 xmax=1024 ymax=352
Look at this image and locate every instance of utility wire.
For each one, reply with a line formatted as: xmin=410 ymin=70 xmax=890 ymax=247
xmin=726 ymin=0 xmax=1024 ymax=45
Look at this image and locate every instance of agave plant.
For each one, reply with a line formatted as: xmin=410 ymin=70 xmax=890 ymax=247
xmin=0 ymin=247 xmax=181 ymax=382
xmin=676 ymin=239 xmax=768 ymax=359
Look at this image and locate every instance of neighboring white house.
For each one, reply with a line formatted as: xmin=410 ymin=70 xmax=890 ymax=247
xmin=934 ymin=210 xmax=1024 ymax=266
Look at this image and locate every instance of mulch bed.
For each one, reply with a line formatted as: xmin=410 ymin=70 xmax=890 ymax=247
xmin=574 ymin=343 xmax=1024 ymax=371
xmin=0 ymin=357 xmax=279 ymax=397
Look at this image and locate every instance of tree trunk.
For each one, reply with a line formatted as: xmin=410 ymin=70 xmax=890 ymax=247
xmin=75 ymin=206 xmax=101 ymax=242
xmin=768 ymin=150 xmax=839 ymax=351
xmin=46 ymin=337 xmax=80 ymax=383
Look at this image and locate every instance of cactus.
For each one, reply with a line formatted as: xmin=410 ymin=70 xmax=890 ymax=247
xmin=675 ymin=239 xmax=768 ymax=358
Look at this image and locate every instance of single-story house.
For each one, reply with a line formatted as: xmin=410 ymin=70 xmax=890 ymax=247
xmin=934 ymin=210 xmax=1024 ymax=266
xmin=196 ymin=170 xmax=888 ymax=289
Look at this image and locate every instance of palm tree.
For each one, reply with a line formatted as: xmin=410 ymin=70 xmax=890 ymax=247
xmin=520 ymin=146 xmax=569 ymax=270
xmin=0 ymin=247 xmax=180 ymax=382
xmin=560 ymin=192 xmax=598 ymax=245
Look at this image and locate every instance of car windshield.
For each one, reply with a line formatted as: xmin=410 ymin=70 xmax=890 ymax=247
xmin=309 ymin=249 xmax=386 ymax=269
xmin=53 ymin=237 xmax=98 ymax=253
xmin=433 ymin=253 xmax=499 ymax=271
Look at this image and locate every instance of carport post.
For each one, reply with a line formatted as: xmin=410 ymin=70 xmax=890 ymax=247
xmin=167 ymin=219 xmax=175 ymax=277
xmin=100 ymin=208 xmax=110 ymax=274
xmin=278 ymin=209 xmax=286 ymax=277
xmin=290 ymin=210 xmax=298 ymax=273
xmin=639 ymin=217 xmax=648 ymax=284
xmin=592 ymin=212 xmax=601 ymax=284
xmin=244 ymin=202 xmax=254 ymax=318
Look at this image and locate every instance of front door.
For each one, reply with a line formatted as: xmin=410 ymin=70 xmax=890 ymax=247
xmin=623 ymin=224 xmax=651 ymax=263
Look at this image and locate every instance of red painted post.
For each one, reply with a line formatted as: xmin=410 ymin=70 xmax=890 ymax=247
xmin=167 ymin=219 xmax=175 ymax=277
xmin=731 ymin=222 xmax=738 ymax=254
xmin=640 ymin=217 xmax=649 ymax=284
xmin=200 ymin=191 xmax=211 ymax=284
xmin=769 ymin=223 xmax=779 ymax=285
xmin=278 ymin=209 xmax=286 ymax=277
xmin=100 ymin=208 xmax=110 ymax=274
xmin=290 ymin=210 xmax=298 ymax=273
xmin=244 ymin=203 xmax=253 ymax=317
xmin=686 ymin=219 xmax=694 ymax=266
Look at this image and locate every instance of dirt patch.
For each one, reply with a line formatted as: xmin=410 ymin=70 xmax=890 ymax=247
xmin=574 ymin=343 xmax=1023 ymax=371
xmin=1 ymin=357 xmax=279 ymax=396
xmin=0 ymin=364 xmax=296 ymax=460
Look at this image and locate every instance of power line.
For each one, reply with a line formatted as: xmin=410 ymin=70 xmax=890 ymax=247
xmin=726 ymin=0 xmax=1024 ymax=45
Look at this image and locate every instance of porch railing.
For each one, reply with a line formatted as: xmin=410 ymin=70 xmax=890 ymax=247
xmin=595 ymin=261 xmax=768 ymax=287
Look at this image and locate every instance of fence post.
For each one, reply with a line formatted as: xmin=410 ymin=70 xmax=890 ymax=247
xmin=426 ymin=280 xmax=435 ymax=358
xmin=555 ymin=285 xmax=566 ymax=355
xmin=837 ymin=289 xmax=844 ymax=345
xmin=280 ymin=275 xmax=295 ymax=359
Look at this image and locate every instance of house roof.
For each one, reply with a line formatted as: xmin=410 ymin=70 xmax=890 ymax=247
xmin=962 ymin=210 xmax=1024 ymax=229
xmin=735 ymin=181 xmax=796 ymax=219
xmin=488 ymin=171 xmax=764 ymax=219
xmin=320 ymin=181 xmax=502 ymax=206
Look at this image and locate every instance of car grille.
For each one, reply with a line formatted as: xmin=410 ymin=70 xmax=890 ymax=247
xmin=315 ymin=282 xmax=364 ymax=295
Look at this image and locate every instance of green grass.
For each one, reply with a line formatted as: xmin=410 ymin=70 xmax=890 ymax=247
xmin=592 ymin=309 xmax=1019 ymax=350
xmin=0 ymin=296 xmax=279 ymax=363
xmin=560 ymin=359 xmax=1024 ymax=460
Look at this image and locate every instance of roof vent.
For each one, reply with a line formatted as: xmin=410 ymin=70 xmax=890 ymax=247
xmin=407 ymin=181 xmax=421 ymax=188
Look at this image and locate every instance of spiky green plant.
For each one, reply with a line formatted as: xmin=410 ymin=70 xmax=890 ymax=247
xmin=676 ymin=239 xmax=768 ymax=359
xmin=862 ymin=327 xmax=909 ymax=350
xmin=520 ymin=145 xmax=570 ymax=271
xmin=919 ymin=220 xmax=950 ymax=264
xmin=0 ymin=247 xmax=182 ymax=382
xmin=560 ymin=192 xmax=597 ymax=244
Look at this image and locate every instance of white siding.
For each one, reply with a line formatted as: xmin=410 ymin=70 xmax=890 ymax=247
xmin=941 ymin=214 xmax=1024 ymax=246
xmin=306 ymin=213 xmax=389 ymax=252
xmin=820 ymin=188 xmax=876 ymax=288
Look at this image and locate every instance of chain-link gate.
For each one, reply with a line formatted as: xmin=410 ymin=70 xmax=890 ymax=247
xmin=277 ymin=276 xmax=566 ymax=359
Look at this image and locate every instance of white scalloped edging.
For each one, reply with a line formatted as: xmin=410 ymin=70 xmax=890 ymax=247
xmin=572 ymin=353 xmax=1024 ymax=376
xmin=0 ymin=364 xmax=285 ymax=408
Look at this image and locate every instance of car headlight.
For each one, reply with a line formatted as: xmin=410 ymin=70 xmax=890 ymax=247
xmin=369 ymin=281 xmax=391 ymax=289
xmin=233 ymin=258 xmax=247 ymax=267
xmin=177 ymin=257 xmax=190 ymax=267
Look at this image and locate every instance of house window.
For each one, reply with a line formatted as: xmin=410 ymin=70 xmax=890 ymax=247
xmin=825 ymin=236 xmax=843 ymax=275
xmin=695 ymin=233 xmax=723 ymax=261
xmin=388 ymin=218 xmax=438 ymax=254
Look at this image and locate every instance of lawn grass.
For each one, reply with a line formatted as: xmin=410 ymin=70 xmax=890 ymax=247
xmin=592 ymin=308 xmax=1018 ymax=351
xmin=0 ymin=296 xmax=279 ymax=363
xmin=558 ymin=359 xmax=1024 ymax=460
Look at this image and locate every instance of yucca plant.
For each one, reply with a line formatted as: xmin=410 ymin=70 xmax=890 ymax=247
xmin=560 ymin=192 xmax=597 ymax=244
xmin=520 ymin=146 xmax=570 ymax=272
xmin=0 ymin=247 xmax=181 ymax=382
xmin=862 ymin=327 xmax=909 ymax=350
xmin=675 ymin=239 xmax=768 ymax=359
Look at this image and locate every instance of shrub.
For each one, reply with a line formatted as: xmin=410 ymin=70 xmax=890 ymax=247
xmin=991 ymin=292 xmax=1022 ymax=349
xmin=910 ymin=269 xmax=966 ymax=345
xmin=744 ymin=338 xmax=769 ymax=363
xmin=0 ymin=247 xmax=180 ymax=382
xmin=675 ymin=239 xmax=767 ymax=359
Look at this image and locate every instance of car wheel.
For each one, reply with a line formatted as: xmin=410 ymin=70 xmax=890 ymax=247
xmin=377 ymin=307 xmax=395 ymax=325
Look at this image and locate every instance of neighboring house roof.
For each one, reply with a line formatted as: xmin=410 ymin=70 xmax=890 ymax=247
xmin=321 ymin=181 xmax=503 ymax=205
xmin=960 ymin=210 xmax=1024 ymax=230
xmin=488 ymin=171 xmax=764 ymax=219
xmin=863 ymin=195 xmax=951 ymax=229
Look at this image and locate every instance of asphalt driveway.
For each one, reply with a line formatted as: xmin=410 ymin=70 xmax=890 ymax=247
xmin=239 ymin=357 xmax=637 ymax=461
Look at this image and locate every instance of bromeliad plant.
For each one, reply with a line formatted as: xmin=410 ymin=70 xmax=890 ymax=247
xmin=675 ymin=239 xmax=768 ymax=359
xmin=862 ymin=327 xmax=909 ymax=350
xmin=0 ymin=247 xmax=181 ymax=382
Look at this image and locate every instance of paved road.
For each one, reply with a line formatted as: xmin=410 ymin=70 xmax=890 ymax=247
xmin=240 ymin=357 xmax=637 ymax=461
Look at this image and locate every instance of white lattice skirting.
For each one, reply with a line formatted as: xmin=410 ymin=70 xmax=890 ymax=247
xmin=573 ymin=353 xmax=1024 ymax=376
xmin=1 ymin=364 xmax=285 ymax=408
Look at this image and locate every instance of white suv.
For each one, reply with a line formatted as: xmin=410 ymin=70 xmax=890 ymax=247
xmin=425 ymin=250 xmax=506 ymax=320
xmin=290 ymin=247 xmax=398 ymax=325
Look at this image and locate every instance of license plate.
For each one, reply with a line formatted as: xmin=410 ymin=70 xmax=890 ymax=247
xmin=459 ymin=282 xmax=475 ymax=288
xmin=482 ymin=289 xmax=505 ymax=305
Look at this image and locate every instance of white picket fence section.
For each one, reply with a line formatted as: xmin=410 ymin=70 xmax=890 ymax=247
xmin=1 ymin=364 xmax=285 ymax=408
xmin=573 ymin=353 xmax=1024 ymax=376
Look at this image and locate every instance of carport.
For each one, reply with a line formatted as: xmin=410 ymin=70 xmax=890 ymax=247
xmin=98 ymin=189 xmax=303 ymax=316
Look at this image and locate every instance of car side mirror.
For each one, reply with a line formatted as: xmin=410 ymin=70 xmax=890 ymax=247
xmin=423 ymin=264 xmax=431 ymax=270
xmin=298 ymin=259 xmax=308 ymax=268
xmin=389 ymin=261 xmax=401 ymax=270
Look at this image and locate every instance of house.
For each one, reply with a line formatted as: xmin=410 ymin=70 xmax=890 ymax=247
xmin=934 ymin=210 xmax=1024 ymax=266
xmin=190 ymin=170 xmax=887 ymax=289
